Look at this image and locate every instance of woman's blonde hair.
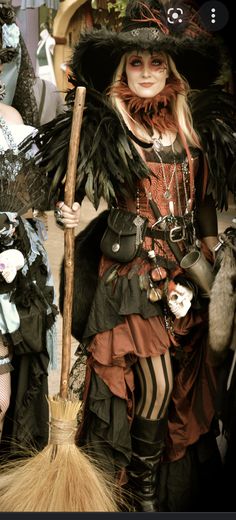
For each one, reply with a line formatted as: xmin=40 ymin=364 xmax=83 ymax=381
xmin=108 ymin=51 xmax=201 ymax=149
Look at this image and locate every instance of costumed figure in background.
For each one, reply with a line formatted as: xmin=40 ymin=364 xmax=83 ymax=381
xmin=36 ymin=24 xmax=57 ymax=86
xmin=0 ymin=2 xmax=65 ymax=128
xmin=23 ymin=0 xmax=236 ymax=512
xmin=0 ymin=1 xmax=39 ymax=127
xmin=0 ymin=2 xmax=65 ymax=224
xmin=0 ymin=43 xmax=58 ymax=453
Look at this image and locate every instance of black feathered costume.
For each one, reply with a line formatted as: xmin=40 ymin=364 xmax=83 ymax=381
xmin=1 ymin=216 xmax=58 ymax=454
xmin=0 ymin=6 xmax=58 ymax=452
xmin=22 ymin=0 xmax=236 ymax=512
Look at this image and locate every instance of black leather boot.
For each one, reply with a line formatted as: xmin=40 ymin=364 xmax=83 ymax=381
xmin=127 ymin=415 xmax=167 ymax=512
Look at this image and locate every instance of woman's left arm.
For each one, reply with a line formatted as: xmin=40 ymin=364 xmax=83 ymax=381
xmin=195 ymin=193 xmax=219 ymax=257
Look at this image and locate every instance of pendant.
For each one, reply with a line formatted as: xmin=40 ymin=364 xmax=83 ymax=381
xmin=133 ymin=215 xmax=144 ymax=227
xmin=133 ymin=215 xmax=145 ymax=247
xmin=169 ymin=201 xmax=174 ymax=215
xmin=152 ymin=138 xmax=163 ymax=153
xmin=148 ymin=287 xmax=162 ymax=303
xmin=105 ymin=267 xmax=118 ymax=285
xmin=164 ymin=190 xmax=171 ymax=199
xmin=151 ymin=267 xmax=167 ymax=282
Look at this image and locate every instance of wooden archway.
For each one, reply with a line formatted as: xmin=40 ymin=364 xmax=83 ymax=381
xmin=52 ymin=0 xmax=92 ymax=92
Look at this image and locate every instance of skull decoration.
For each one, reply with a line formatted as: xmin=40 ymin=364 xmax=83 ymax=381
xmin=167 ymin=283 xmax=193 ymax=319
xmin=0 ymin=248 xmax=24 ymax=283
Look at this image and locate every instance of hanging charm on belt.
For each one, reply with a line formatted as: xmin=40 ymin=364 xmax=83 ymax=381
xmin=134 ymin=215 xmax=146 ymax=247
xmin=147 ymin=278 xmax=163 ymax=302
xmin=148 ymin=250 xmax=167 ymax=282
xmin=146 ymin=250 xmax=167 ymax=302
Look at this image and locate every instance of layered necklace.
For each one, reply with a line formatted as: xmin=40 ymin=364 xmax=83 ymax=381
xmin=153 ymin=142 xmax=179 ymax=219
xmin=127 ymin=126 xmax=192 ymax=216
xmin=152 ymin=136 xmax=192 ymax=216
xmin=127 ymin=127 xmax=178 ymax=205
xmin=152 ymin=135 xmax=176 ymax=202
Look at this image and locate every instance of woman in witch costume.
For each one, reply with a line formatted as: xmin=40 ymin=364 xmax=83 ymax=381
xmin=0 ymin=36 xmax=57 ymax=453
xmin=28 ymin=0 xmax=236 ymax=512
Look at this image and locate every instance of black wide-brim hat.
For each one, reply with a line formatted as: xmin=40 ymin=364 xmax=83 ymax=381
xmin=71 ymin=0 xmax=229 ymax=93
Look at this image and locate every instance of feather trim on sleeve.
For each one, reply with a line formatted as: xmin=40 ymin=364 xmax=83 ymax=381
xmin=190 ymin=87 xmax=236 ymax=210
xmin=20 ymin=85 xmax=150 ymax=210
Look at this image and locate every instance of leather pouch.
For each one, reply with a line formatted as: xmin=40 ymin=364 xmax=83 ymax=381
xmin=100 ymin=208 xmax=148 ymax=263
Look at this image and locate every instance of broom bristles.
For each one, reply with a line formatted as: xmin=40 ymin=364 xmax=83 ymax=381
xmin=0 ymin=396 xmax=124 ymax=512
xmin=0 ymin=443 xmax=120 ymax=511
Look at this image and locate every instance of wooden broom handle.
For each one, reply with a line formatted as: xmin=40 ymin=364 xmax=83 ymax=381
xmin=60 ymin=86 xmax=86 ymax=398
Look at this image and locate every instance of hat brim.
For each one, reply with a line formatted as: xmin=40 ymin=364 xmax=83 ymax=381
xmin=71 ymin=28 xmax=226 ymax=92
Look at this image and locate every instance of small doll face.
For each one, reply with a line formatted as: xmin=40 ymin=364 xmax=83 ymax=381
xmin=125 ymin=50 xmax=169 ymax=98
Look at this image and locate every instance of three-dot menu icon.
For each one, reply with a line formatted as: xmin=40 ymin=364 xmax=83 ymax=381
xmin=198 ymin=1 xmax=229 ymax=31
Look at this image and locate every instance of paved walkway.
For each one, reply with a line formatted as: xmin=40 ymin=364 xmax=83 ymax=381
xmin=43 ymin=196 xmax=235 ymax=396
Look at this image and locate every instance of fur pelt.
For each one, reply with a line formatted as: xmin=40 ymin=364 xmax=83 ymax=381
xmin=59 ymin=210 xmax=109 ymax=342
xmin=209 ymin=238 xmax=236 ymax=353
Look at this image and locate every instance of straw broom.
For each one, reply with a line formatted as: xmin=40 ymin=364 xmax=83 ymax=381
xmin=0 ymin=87 xmax=119 ymax=512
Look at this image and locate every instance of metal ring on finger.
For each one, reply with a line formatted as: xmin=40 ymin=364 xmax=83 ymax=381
xmin=54 ymin=208 xmax=65 ymax=229
xmin=54 ymin=208 xmax=63 ymax=219
xmin=55 ymin=217 xmax=65 ymax=229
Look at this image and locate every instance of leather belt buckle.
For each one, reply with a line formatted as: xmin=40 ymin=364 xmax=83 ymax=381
xmin=169 ymin=226 xmax=186 ymax=242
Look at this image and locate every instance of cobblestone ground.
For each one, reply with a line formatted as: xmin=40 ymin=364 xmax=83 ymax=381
xmin=43 ymin=195 xmax=235 ymax=396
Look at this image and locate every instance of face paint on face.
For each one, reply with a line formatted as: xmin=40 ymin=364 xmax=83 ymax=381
xmin=125 ymin=50 xmax=169 ymax=98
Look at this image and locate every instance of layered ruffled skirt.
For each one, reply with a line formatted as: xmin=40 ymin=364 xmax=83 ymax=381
xmin=79 ymin=254 xmax=217 ymax=466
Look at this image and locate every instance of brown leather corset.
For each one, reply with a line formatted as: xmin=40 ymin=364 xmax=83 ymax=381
xmin=117 ymin=152 xmax=199 ymax=260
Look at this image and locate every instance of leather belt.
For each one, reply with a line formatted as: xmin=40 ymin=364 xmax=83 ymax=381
xmin=146 ymin=226 xmax=186 ymax=243
xmin=148 ymin=199 xmax=184 ymax=263
xmin=146 ymin=228 xmax=166 ymax=240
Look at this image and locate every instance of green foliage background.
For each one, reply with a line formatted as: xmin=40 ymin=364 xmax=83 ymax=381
xmin=107 ymin=0 xmax=126 ymax=16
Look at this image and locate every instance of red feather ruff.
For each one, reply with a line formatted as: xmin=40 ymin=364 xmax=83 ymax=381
xmin=109 ymin=76 xmax=185 ymax=133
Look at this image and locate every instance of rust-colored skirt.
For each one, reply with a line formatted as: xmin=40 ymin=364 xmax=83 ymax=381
xmin=82 ymin=255 xmax=217 ymax=464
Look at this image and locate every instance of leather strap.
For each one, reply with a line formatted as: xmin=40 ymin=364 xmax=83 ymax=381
xmin=148 ymin=199 xmax=184 ymax=263
xmin=126 ymin=128 xmax=153 ymax=149
xmin=145 ymin=228 xmax=169 ymax=240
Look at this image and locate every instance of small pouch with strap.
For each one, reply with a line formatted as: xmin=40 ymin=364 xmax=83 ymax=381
xmin=100 ymin=208 xmax=148 ymax=263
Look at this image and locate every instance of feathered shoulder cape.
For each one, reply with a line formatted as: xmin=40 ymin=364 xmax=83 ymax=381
xmin=20 ymin=82 xmax=236 ymax=211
